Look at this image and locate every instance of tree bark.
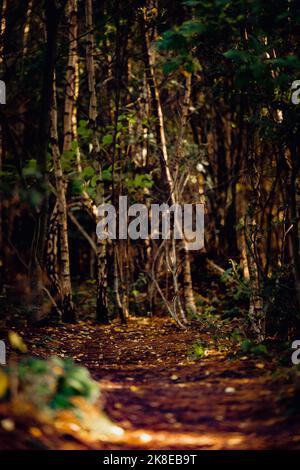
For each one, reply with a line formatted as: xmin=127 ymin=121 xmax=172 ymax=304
xmin=30 ymin=0 xmax=67 ymax=293
xmin=85 ymin=0 xmax=109 ymax=323
xmin=50 ymin=76 xmax=76 ymax=322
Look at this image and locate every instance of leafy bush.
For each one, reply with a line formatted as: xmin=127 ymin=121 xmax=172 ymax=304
xmin=220 ymin=260 xmax=251 ymax=303
xmin=240 ymin=340 xmax=268 ymax=357
xmin=1 ymin=356 xmax=100 ymax=410
xmin=230 ymin=329 xmax=268 ymax=356
xmin=188 ymin=340 xmax=207 ymax=360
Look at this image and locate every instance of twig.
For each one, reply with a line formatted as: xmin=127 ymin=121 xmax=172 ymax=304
xmin=41 ymin=286 xmax=62 ymax=317
xmin=68 ymin=211 xmax=97 ymax=253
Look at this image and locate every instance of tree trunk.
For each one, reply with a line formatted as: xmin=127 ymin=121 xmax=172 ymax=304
xmin=63 ymin=0 xmax=78 ymax=153
xmin=30 ymin=0 xmax=66 ymax=294
xmin=50 ymin=76 xmax=76 ymax=322
xmin=245 ymin=140 xmax=265 ymax=340
xmin=175 ymin=74 xmax=197 ymax=316
xmin=85 ymin=0 xmax=109 ymax=323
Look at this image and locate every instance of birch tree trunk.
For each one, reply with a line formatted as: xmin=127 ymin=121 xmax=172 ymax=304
xmin=175 ymin=74 xmax=197 ymax=316
xmin=50 ymin=77 xmax=76 ymax=322
xmin=245 ymin=136 xmax=265 ymax=340
xmin=45 ymin=204 xmax=61 ymax=297
xmin=45 ymin=0 xmax=76 ymax=310
xmin=30 ymin=0 xmax=64 ymax=300
xmin=63 ymin=0 xmax=78 ymax=153
xmin=85 ymin=0 xmax=109 ymax=323
xmin=22 ymin=0 xmax=33 ymax=59
xmin=245 ymin=200 xmax=265 ymax=341
xmin=44 ymin=0 xmax=76 ymax=321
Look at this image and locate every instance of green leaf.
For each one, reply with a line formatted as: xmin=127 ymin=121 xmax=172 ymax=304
xmin=102 ymin=167 xmax=112 ymax=182
xmin=82 ymin=166 xmax=95 ymax=179
xmin=71 ymin=140 xmax=79 ymax=151
xmin=156 ymin=31 xmax=187 ymax=51
xmin=180 ymin=19 xmax=206 ymax=37
xmin=102 ymin=134 xmax=113 ymax=146
xmin=224 ymin=49 xmax=249 ymax=63
xmin=22 ymin=159 xmax=41 ymax=178
xmin=71 ymin=178 xmax=83 ymax=196
xmin=162 ymin=58 xmax=182 ymax=74
xmin=241 ymin=340 xmax=268 ymax=356
xmin=91 ymin=174 xmax=100 ymax=188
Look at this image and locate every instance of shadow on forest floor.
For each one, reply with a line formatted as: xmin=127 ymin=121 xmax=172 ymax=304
xmin=0 ymin=316 xmax=300 ymax=449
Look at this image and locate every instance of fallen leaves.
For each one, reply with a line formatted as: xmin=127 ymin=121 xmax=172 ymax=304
xmin=8 ymin=331 xmax=28 ymax=353
xmin=1 ymin=418 xmax=15 ymax=432
xmin=0 ymin=370 xmax=8 ymax=397
xmin=29 ymin=426 xmax=42 ymax=438
xmin=255 ymin=363 xmax=265 ymax=369
xmin=225 ymin=387 xmax=236 ymax=394
xmin=54 ymin=396 xmax=124 ymax=442
xmin=0 ymin=317 xmax=298 ymax=450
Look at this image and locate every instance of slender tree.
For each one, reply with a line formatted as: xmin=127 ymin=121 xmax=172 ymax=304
xmin=85 ymin=0 xmax=109 ymax=323
xmin=50 ymin=74 xmax=76 ymax=322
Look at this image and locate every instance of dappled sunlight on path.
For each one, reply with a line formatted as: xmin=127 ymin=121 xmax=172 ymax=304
xmin=1 ymin=317 xmax=300 ymax=449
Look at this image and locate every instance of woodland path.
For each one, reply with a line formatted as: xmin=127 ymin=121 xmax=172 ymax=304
xmin=1 ymin=317 xmax=299 ymax=450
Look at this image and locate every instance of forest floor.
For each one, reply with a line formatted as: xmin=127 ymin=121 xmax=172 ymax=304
xmin=1 ymin=315 xmax=300 ymax=450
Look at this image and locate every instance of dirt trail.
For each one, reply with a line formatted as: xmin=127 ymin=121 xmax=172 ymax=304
xmin=2 ymin=317 xmax=294 ymax=450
